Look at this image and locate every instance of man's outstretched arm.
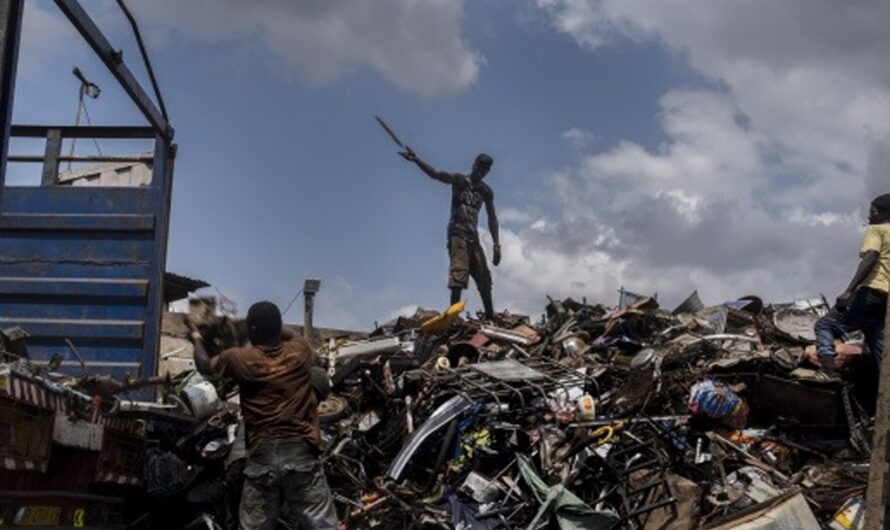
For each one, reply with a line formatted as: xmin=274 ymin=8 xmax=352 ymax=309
xmin=837 ymin=250 xmax=880 ymax=308
xmin=485 ymin=193 xmax=501 ymax=266
xmin=186 ymin=319 xmax=221 ymax=376
xmin=190 ymin=332 xmax=219 ymax=376
xmin=400 ymin=148 xmax=457 ymax=185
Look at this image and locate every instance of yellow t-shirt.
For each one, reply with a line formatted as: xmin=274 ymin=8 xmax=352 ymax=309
xmin=861 ymin=223 xmax=890 ymax=293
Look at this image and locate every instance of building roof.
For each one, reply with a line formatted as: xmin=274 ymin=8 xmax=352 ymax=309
xmin=163 ymin=272 xmax=210 ymax=304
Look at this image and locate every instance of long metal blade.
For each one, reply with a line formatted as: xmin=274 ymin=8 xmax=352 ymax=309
xmin=375 ymin=115 xmax=404 ymax=148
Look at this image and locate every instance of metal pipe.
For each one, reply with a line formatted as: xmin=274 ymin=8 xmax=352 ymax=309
xmin=114 ymin=0 xmax=168 ymax=121
xmin=479 ymin=325 xmax=535 ymax=346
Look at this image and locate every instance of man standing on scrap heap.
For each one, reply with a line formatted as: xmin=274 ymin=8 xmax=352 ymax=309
xmin=815 ymin=193 xmax=890 ymax=374
xmin=189 ymin=301 xmax=337 ymax=530
xmin=400 ymin=148 xmax=501 ymax=320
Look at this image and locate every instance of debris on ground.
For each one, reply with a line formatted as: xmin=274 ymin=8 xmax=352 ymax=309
xmin=1 ymin=291 xmax=878 ymax=529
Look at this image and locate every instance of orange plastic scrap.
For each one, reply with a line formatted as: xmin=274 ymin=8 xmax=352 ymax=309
xmin=420 ymin=301 xmax=466 ymax=334
xmin=350 ymin=492 xmax=389 ymax=518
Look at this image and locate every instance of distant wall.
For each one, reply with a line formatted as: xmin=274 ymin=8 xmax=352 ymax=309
xmin=58 ymin=161 xmax=152 ymax=187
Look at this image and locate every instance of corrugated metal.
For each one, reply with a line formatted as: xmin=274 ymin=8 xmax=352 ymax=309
xmin=0 ymin=140 xmax=174 ymax=383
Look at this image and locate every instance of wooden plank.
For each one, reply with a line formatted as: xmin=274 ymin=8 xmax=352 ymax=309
xmin=864 ymin=294 xmax=890 ymax=530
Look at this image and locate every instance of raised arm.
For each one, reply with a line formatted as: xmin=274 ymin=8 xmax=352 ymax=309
xmin=189 ymin=328 xmax=220 ymax=376
xmin=485 ymin=191 xmax=501 ymax=266
xmin=400 ymin=148 xmax=458 ymax=185
xmin=185 ymin=317 xmax=226 ymax=376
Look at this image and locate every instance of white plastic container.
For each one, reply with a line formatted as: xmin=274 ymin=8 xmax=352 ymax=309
xmin=183 ymin=381 xmax=221 ymax=420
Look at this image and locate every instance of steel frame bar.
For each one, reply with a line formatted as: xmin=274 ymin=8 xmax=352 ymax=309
xmin=12 ymin=124 xmax=156 ymax=139
xmin=10 ymin=154 xmax=154 ymax=164
xmin=40 ymin=129 xmax=62 ymax=185
xmin=141 ymin=134 xmax=175 ymax=379
xmin=52 ymin=0 xmax=173 ymax=139
xmin=0 ymin=0 xmax=24 ymax=190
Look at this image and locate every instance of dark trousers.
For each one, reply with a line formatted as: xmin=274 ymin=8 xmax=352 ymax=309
xmin=815 ymin=287 xmax=887 ymax=361
xmin=239 ymin=439 xmax=336 ymax=530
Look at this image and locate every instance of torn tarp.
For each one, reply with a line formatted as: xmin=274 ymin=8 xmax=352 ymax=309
xmin=516 ymin=453 xmax=619 ymax=530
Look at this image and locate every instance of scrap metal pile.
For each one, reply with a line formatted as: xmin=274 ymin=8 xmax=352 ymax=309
xmin=317 ymin=293 xmax=874 ymax=529
xmin=0 ymin=292 xmax=876 ymax=529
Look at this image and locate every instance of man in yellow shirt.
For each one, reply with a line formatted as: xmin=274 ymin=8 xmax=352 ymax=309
xmin=815 ymin=194 xmax=890 ymax=374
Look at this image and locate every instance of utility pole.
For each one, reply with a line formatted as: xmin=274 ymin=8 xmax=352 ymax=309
xmin=864 ymin=293 xmax=890 ymax=529
xmin=67 ymin=67 xmax=101 ymax=172
xmin=303 ymin=278 xmax=321 ymax=343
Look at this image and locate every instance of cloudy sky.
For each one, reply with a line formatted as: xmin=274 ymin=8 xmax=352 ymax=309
xmin=7 ymin=0 xmax=889 ymax=329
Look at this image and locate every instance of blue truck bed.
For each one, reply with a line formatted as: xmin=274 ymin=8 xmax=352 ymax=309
xmin=1 ymin=1 xmax=175 ymax=383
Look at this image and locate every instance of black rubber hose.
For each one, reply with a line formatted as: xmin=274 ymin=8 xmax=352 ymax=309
xmin=426 ymin=419 xmax=459 ymax=490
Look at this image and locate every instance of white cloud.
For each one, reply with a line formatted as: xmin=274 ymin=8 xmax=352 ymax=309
xmin=491 ymin=87 xmax=865 ymax=312
xmin=483 ymin=0 xmax=890 ymax=311
xmin=128 ymin=0 xmax=483 ymax=97
xmin=499 ymin=206 xmax=535 ymax=224
xmin=561 ymin=127 xmax=594 ymax=147
xmin=534 ymin=0 xmax=890 ymax=201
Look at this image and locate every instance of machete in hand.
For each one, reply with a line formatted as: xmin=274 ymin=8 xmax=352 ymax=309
xmin=375 ymin=115 xmax=406 ymax=150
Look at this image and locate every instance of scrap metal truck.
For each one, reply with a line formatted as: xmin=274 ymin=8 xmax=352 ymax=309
xmin=1 ymin=1 xmax=175 ymax=527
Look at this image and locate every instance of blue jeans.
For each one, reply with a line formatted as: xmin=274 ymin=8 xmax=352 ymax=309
xmin=815 ymin=287 xmax=887 ymax=362
xmin=239 ymin=439 xmax=337 ymax=530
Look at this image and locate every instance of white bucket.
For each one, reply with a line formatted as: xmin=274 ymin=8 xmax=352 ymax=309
xmin=183 ymin=381 xmax=221 ymax=420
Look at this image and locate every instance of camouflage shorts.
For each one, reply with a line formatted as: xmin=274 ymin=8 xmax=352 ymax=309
xmin=448 ymin=236 xmax=492 ymax=291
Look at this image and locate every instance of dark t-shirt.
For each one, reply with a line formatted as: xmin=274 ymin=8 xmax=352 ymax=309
xmin=448 ymin=175 xmax=492 ymax=241
xmin=214 ymin=339 xmax=320 ymax=453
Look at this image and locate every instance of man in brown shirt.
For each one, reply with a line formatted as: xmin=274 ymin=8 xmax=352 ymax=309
xmin=190 ymin=301 xmax=336 ymax=530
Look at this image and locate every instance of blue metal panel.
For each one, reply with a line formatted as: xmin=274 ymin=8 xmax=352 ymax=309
xmin=0 ymin=298 xmax=149 ymax=320
xmin=25 ymin=337 xmax=144 ymax=363
xmin=0 ymin=155 xmax=172 ymax=384
xmin=0 ymin=318 xmax=144 ymax=339
xmin=0 ymin=277 xmax=148 ymax=297
xmin=0 ymin=234 xmax=153 ymax=262
xmin=2 ymin=186 xmax=153 ymax=214
xmin=0 ymin=213 xmax=155 ymax=231
xmin=0 ymin=262 xmax=150 ymax=280
xmin=0 ymin=1 xmax=175 ymax=390
xmin=141 ymin=136 xmax=175 ymax=380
